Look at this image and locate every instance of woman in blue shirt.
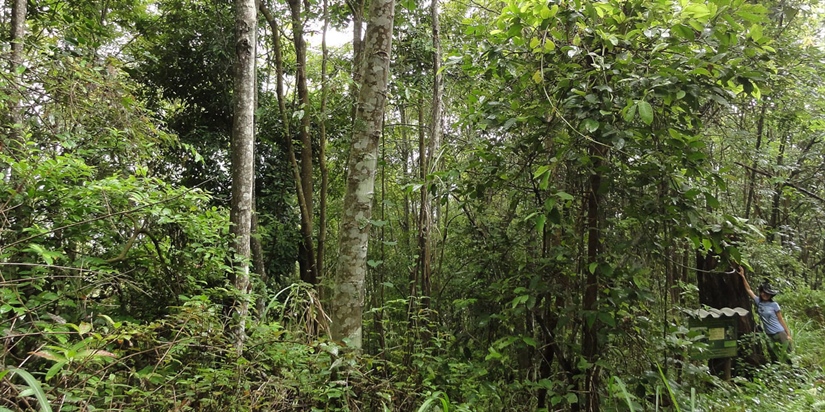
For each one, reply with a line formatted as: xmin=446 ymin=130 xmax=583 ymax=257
xmin=738 ymin=267 xmax=793 ymax=361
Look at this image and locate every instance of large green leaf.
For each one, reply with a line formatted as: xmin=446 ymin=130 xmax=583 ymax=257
xmin=637 ymin=100 xmax=654 ymax=125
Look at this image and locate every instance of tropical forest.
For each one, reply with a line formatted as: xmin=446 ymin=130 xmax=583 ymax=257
xmin=3 ymin=0 xmax=825 ymax=410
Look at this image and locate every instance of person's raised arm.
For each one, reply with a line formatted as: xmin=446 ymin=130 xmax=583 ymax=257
xmin=739 ymin=266 xmax=757 ymax=300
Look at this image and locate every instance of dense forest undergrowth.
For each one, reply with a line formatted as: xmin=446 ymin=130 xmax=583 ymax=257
xmin=4 ymin=0 xmax=825 ymax=410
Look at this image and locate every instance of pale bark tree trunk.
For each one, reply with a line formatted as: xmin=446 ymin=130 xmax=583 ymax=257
xmin=230 ymin=0 xmax=257 ymax=352
xmin=287 ymin=0 xmax=317 ymax=285
xmin=348 ymin=0 xmax=366 ymax=121
xmin=425 ymin=0 xmax=443 ymax=300
xmin=5 ymin=0 xmax=27 ymax=153
xmin=332 ymin=0 xmax=396 ymax=349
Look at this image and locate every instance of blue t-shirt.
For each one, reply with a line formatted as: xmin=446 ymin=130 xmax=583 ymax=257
xmin=754 ymin=297 xmax=784 ymax=334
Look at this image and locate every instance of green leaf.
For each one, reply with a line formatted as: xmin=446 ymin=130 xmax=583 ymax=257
xmin=8 ymin=368 xmax=52 ymax=412
xmin=682 ymin=3 xmax=711 ymax=20
xmin=556 ymin=191 xmax=574 ymax=201
xmin=598 ymin=311 xmax=616 ymax=327
xmin=540 ymin=4 xmax=559 ymax=19
xmin=623 ymin=103 xmax=637 ymax=122
xmin=417 ymin=391 xmax=448 ymax=412
xmin=637 ymin=100 xmax=653 ymax=125
xmin=78 ymin=322 xmax=92 ymax=335
xmin=671 ymin=24 xmax=695 ymax=40
xmin=45 ymin=361 xmax=68 ymax=381
xmin=589 ymin=262 xmax=598 ymax=274
xmin=749 ymin=24 xmax=763 ymax=41
xmin=533 ymin=165 xmax=551 ymax=179
xmin=612 ymin=376 xmax=636 ymax=412
xmin=582 ymin=119 xmax=599 ymax=133
xmin=532 ymin=69 xmax=543 ymax=84
xmin=704 ymin=193 xmax=720 ymax=209
xmin=535 ymin=214 xmax=547 ymax=234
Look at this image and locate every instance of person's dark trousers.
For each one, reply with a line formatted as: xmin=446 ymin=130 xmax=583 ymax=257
xmin=767 ymin=331 xmax=792 ymax=364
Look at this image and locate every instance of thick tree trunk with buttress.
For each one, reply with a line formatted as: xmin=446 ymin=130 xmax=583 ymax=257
xmin=332 ymin=0 xmax=396 ymax=349
xmin=229 ymin=0 xmax=257 ymax=352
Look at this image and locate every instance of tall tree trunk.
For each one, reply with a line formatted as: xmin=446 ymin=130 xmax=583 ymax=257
xmin=744 ymin=104 xmax=767 ymax=220
xmin=287 ymin=0 xmax=317 ymax=285
xmin=317 ymin=0 xmax=330 ymax=285
xmin=4 ymin=0 xmax=27 ymax=153
xmin=767 ymin=130 xmax=787 ymax=243
xmin=259 ymin=2 xmax=317 ymax=287
xmin=423 ymin=0 xmax=443 ymax=300
xmin=332 ymin=0 xmax=396 ymax=349
xmin=581 ymin=142 xmax=606 ymax=412
xmin=399 ymin=104 xmax=412 ymax=247
xmin=348 ymin=0 xmax=366 ymax=121
xmin=230 ymin=0 xmax=257 ymax=352
xmin=415 ymin=97 xmax=430 ymax=301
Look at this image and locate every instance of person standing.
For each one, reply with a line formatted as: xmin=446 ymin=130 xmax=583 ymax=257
xmin=738 ymin=266 xmax=793 ymax=362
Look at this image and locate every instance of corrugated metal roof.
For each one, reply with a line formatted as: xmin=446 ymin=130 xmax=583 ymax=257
xmin=685 ymin=307 xmax=750 ymax=319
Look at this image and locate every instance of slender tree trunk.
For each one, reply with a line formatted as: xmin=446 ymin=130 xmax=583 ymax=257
xmin=252 ymin=205 xmax=268 ymax=316
xmin=317 ymin=0 xmax=330 ymax=285
xmin=581 ymin=142 xmax=605 ymax=412
xmin=259 ymin=2 xmax=317 ymax=286
xmin=287 ymin=0 xmax=317 ymax=285
xmin=415 ymin=97 xmax=430 ymax=301
xmin=4 ymin=0 xmax=27 ymax=153
xmin=422 ymin=0 xmax=443 ymax=301
xmin=399 ymin=104 xmax=412 ymax=247
xmin=332 ymin=0 xmax=396 ymax=349
xmin=744 ymin=104 xmax=767 ymax=219
xmin=767 ymin=131 xmax=787 ymax=243
xmin=230 ymin=0 xmax=257 ymax=352
xmin=252 ymin=60 xmax=268 ymax=319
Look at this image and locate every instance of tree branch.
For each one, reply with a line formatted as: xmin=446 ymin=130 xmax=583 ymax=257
xmin=734 ymin=161 xmax=825 ymax=203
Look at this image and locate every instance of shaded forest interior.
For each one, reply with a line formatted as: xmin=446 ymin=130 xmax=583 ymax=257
xmin=3 ymin=0 xmax=825 ymax=410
